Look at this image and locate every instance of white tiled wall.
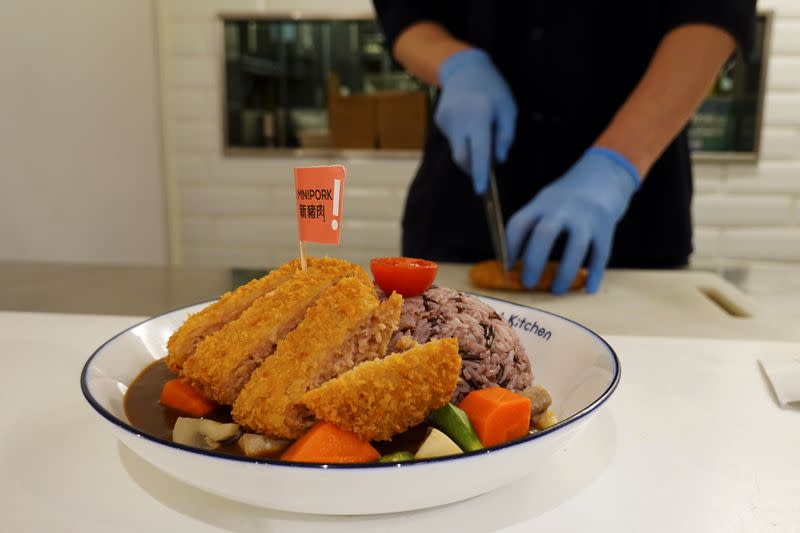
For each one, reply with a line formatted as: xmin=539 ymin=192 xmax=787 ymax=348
xmin=159 ymin=0 xmax=800 ymax=269
xmin=690 ymin=0 xmax=800 ymax=266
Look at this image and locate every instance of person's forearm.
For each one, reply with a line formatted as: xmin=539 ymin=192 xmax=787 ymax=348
xmin=594 ymin=24 xmax=736 ymax=178
xmin=393 ymin=22 xmax=471 ymax=85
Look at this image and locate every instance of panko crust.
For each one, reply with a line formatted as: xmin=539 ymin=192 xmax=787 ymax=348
xmin=469 ymin=260 xmax=587 ymax=292
xmin=180 ymin=259 xmax=369 ymax=405
xmin=302 ymin=337 xmax=461 ymax=441
xmin=165 ymin=258 xmax=302 ymax=372
xmin=232 ymin=280 xmax=402 ymax=439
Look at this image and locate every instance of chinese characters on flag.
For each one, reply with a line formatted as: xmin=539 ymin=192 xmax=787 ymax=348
xmin=294 ymin=165 xmax=346 ymax=245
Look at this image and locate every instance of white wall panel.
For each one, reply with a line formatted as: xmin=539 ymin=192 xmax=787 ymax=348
xmin=0 ymin=0 xmax=166 ymax=264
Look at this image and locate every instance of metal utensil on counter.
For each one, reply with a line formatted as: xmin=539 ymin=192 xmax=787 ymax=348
xmin=483 ymin=158 xmax=510 ymax=286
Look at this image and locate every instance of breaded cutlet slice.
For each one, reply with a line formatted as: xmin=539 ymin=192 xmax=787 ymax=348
xmin=302 ymin=337 xmax=460 ymax=441
xmin=232 ymin=279 xmax=403 ymax=439
xmin=165 ymin=258 xmax=302 ymax=373
xmin=166 ymin=257 xmax=353 ymax=373
xmin=180 ymin=260 xmax=371 ymax=406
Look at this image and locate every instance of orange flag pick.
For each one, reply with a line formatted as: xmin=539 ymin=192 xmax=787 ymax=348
xmin=294 ymin=165 xmax=346 ymax=269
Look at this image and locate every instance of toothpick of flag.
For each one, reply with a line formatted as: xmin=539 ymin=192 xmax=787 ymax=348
xmin=293 ymin=165 xmax=346 ymax=270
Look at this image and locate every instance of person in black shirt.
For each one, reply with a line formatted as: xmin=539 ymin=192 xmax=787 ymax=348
xmin=372 ymin=1 xmax=756 ymax=293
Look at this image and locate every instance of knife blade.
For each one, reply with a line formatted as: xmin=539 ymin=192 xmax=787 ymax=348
xmin=483 ymin=166 xmax=510 ymax=286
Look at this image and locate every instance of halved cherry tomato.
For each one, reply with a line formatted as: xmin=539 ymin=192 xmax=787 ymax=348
xmin=370 ymin=257 xmax=438 ymax=297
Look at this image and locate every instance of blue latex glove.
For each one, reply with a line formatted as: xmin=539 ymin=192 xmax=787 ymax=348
xmin=506 ymin=147 xmax=641 ymax=294
xmin=436 ymin=48 xmax=517 ymax=194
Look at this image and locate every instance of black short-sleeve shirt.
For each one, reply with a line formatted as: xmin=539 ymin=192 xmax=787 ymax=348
xmin=373 ymin=1 xmax=756 ymax=268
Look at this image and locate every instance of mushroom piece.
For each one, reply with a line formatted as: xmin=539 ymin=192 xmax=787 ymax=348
xmin=237 ymin=433 xmax=292 ymax=458
xmin=172 ymin=417 xmax=241 ymax=450
xmin=520 ymin=385 xmax=552 ymax=417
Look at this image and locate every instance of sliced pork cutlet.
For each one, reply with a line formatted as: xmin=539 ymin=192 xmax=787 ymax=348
xmin=166 ymin=256 xmax=355 ymax=373
xmin=302 ymin=337 xmax=461 ymax=441
xmin=232 ymin=279 xmax=403 ymax=439
xmin=165 ymin=258 xmax=303 ymax=373
xmin=180 ymin=260 xmax=371 ymax=406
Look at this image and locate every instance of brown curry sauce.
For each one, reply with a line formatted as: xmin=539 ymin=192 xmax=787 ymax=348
xmin=123 ymin=358 xmax=427 ymax=460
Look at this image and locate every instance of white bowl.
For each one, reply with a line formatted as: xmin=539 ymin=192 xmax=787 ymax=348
xmin=81 ymin=295 xmax=619 ymax=515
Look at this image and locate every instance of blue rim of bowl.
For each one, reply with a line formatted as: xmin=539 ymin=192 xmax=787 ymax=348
xmin=81 ymin=294 xmax=620 ymax=470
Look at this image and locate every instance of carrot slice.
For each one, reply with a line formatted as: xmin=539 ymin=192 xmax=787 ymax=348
xmin=458 ymin=387 xmax=531 ymax=447
xmin=280 ymin=421 xmax=380 ymax=464
xmin=159 ymin=379 xmax=217 ymax=417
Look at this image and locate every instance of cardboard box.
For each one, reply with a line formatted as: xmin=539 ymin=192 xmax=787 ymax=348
xmin=327 ymin=74 xmax=427 ymax=150
xmin=376 ymin=91 xmax=428 ymax=149
xmin=327 ymin=94 xmax=378 ymax=149
xmin=327 ymin=74 xmax=378 ymax=149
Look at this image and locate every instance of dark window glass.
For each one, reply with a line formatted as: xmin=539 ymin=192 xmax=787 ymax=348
xmin=223 ymin=15 xmax=770 ymax=159
xmin=688 ymin=14 xmax=770 ymax=158
xmin=224 ymin=18 xmax=430 ymax=150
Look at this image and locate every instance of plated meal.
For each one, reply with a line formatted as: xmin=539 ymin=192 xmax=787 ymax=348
xmin=82 ymin=261 xmax=618 ymax=513
xmin=124 ymin=256 xmax=559 ymax=464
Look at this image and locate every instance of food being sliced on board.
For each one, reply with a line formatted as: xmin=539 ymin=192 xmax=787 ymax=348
xmin=469 ymin=259 xmax=587 ymax=292
xmin=232 ymin=277 xmax=403 ymax=439
xmin=180 ymin=260 xmax=370 ymax=405
xmin=124 ymin=256 xmax=558 ymax=464
xmin=302 ymin=337 xmax=461 ymax=441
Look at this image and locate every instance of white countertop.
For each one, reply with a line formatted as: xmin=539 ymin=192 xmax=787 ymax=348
xmin=438 ymin=266 xmax=799 ymax=342
xmin=2 ymin=261 xmax=798 ymax=342
xmin=2 ymin=311 xmax=798 ymax=532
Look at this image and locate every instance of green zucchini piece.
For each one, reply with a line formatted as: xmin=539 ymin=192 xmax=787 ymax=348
xmin=429 ymin=403 xmax=483 ymax=452
xmin=379 ymin=451 xmax=415 ymax=463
